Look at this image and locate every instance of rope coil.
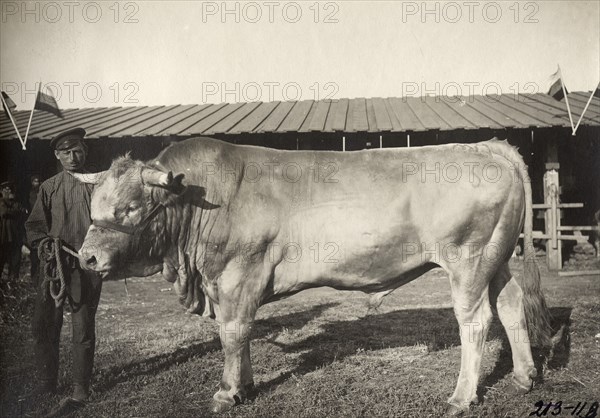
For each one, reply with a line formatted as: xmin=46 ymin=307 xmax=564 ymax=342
xmin=37 ymin=237 xmax=68 ymax=308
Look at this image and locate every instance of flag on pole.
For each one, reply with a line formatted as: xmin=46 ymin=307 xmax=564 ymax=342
xmin=0 ymin=91 xmax=26 ymax=149
xmin=548 ymin=67 xmax=568 ymax=100
xmin=548 ymin=77 xmax=568 ymax=100
xmin=34 ymin=88 xmax=63 ymax=118
xmin=1 ymin=91 xmax=17 ymax=120
xmin=548 ymin=65 xmax=574 ymax=133
xmin=24 ymin=83 xmax=41 ymax=145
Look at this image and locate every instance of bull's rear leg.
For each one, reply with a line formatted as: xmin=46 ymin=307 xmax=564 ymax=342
xmin=489 ymin=262 xmax=537 ymax=393
xmin=446 ymin=267 xmax=494 ymax=415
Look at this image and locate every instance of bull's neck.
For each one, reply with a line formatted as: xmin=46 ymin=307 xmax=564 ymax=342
xmin=165 ymin=178 xmax=240 ymax=277
xmin=150 ymin=145 xmax=245 ymax=274
xmin=145 ymin=209 xmax=169 ymax=260
xmin=148 ymin=199 xmax=217 ymax=260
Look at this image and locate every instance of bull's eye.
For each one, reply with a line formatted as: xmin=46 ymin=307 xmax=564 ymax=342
xmin=125 ymin=205 xmax=139 ymax=215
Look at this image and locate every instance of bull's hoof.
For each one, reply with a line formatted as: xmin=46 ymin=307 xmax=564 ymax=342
xmin=210 ymin=399 xmax=235 ymax=414
xmin=211 ymin=390 xmax=238 ymax=414
xmin=507 ymin=376 xmax=532 ymax=395
xmin=445 ymin=402 xmax=469 ymax=416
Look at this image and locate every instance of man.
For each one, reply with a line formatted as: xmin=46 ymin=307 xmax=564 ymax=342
xmin=28 ymin=174 xmax=41 ymax=211
xmin=25 ymin=128 xmax=102 ymax=412
xmin=0 ymin=180 xmax=26 ymax=284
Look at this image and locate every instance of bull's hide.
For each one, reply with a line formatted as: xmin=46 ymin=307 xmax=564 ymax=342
xmin=163 ymin=254 xmax=215 ymax=318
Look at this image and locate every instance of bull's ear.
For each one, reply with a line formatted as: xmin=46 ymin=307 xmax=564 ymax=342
xmin=142 ymin=168 xmax=186 ymax=196
xmin=166 ymin=172 xmax=186 ymax=195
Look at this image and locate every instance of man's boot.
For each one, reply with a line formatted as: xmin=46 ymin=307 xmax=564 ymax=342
xmin=24 ymin=379 xmax=57 ymax=399
xmin=44 ymin=384 xmax=88 ymax=418
xmin=71 ymin=383 xmax=89 ymax=402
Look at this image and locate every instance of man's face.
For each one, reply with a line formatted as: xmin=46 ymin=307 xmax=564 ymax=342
xmin=2 ymin=186 xmax=13 ymax=198
xmin=55 ymin=143 xmax=87 ymax=172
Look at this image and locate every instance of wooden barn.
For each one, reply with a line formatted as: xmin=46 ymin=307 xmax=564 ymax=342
xmin=1 ymin=91 xmax=599 ymax=269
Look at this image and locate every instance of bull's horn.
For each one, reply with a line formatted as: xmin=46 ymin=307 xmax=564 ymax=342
xmin=71 ymin=171 xmax=107 ymax=184
xmin=141 ymin=168 xmax=170 ymax=186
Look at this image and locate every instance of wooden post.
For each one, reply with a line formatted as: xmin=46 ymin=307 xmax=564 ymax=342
xmin=544 ymin=165 xmax=561 ymax=270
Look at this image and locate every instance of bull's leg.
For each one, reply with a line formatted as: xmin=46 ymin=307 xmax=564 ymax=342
xmin=489 ymin=263 xmax=537 ymax=393
xmin=212 ymin=320 xmax=254 ymax=413
xmin=211 ymin=262 xmax=265 ymax=413
xmin=446 ymin=268 xmax=494 ymax=416
xmin=241 ymin=336 xmax=254 ymax=390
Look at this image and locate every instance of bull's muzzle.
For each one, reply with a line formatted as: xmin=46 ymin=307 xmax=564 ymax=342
xmin=79 ymin=245 xmax=98 ymax=269
xmin=79 ymin=241 xmax=112 ymax=276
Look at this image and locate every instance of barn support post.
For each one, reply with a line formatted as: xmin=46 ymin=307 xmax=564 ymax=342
xmin=544 ymin=165 xmax=561 ymax=270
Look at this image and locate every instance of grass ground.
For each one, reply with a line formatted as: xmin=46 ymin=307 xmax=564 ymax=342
xmin=1 ymin=257 xmax=599 ymax=417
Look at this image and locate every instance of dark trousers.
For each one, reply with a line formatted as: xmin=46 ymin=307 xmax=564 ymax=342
xmin=31 ymin=267 xmax=103 ymax=388
xmin=0 ymin=242 xmax=22 ymax=280
xmin=30 ymin=249 xmax=39 ymax=285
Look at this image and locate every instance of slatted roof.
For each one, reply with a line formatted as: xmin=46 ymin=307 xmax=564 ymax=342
xmin=1 ymin=92 xmax=599 ymax=141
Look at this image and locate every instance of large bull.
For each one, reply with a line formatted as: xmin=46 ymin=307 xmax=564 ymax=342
xmin=80 ymin=137 xmax=551 ymax=415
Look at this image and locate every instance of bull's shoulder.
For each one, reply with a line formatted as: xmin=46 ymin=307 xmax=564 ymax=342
xmin=156 ymin=137 xmax=270 ymax=163
xmin=156 ymin=136 xmax=230 ymax=159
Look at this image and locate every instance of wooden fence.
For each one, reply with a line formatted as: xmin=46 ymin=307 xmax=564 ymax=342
xmin=520 ymin=167 xmax=599 ymax=273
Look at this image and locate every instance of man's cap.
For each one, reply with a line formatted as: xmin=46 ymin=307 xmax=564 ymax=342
xmin=50 ymin=127 xmax=87 ymax=150
xmin=0 ymin=180 xmax=15 ymax=189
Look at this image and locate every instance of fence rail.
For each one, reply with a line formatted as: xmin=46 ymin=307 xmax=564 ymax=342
xmin=531 ymin=168 xmax=598 ymax=270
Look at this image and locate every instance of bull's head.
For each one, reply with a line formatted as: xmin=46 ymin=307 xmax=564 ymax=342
xmin=79 ymin=156 xmax=185 ymax=278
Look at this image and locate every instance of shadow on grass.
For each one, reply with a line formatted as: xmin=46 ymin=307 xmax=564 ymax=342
xmin=91 ymin=301 xmax=571 ymax=405
xmin=253 ymin=307 xmax=461 ymax=395
xmin=253 ymin=306 xmax=572 ymax=400
xmin=92 ymin=302 xmax=340 ymax=394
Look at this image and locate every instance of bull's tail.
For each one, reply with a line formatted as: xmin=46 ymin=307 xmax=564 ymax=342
xmin=487 ymin=139 xmax=553 ymax=347
xmin=520 ymin=160 xmax=553 ymax=347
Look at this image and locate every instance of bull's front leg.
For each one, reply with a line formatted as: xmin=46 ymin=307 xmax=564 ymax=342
xmin=210 ymin=261 xmax=265 ymax=413
xmin=211 ymin=320 xmax=254 ymax=413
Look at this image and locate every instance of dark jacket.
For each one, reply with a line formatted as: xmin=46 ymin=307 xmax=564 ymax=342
xmin=0 ymin=196 xmax=26 ymax=244
xmin=29 ymin=189 xmax=39 ymax=213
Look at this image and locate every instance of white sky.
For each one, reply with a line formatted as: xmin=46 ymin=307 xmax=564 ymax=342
xmin=1 ymin=1 xmax=599 ymax=109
